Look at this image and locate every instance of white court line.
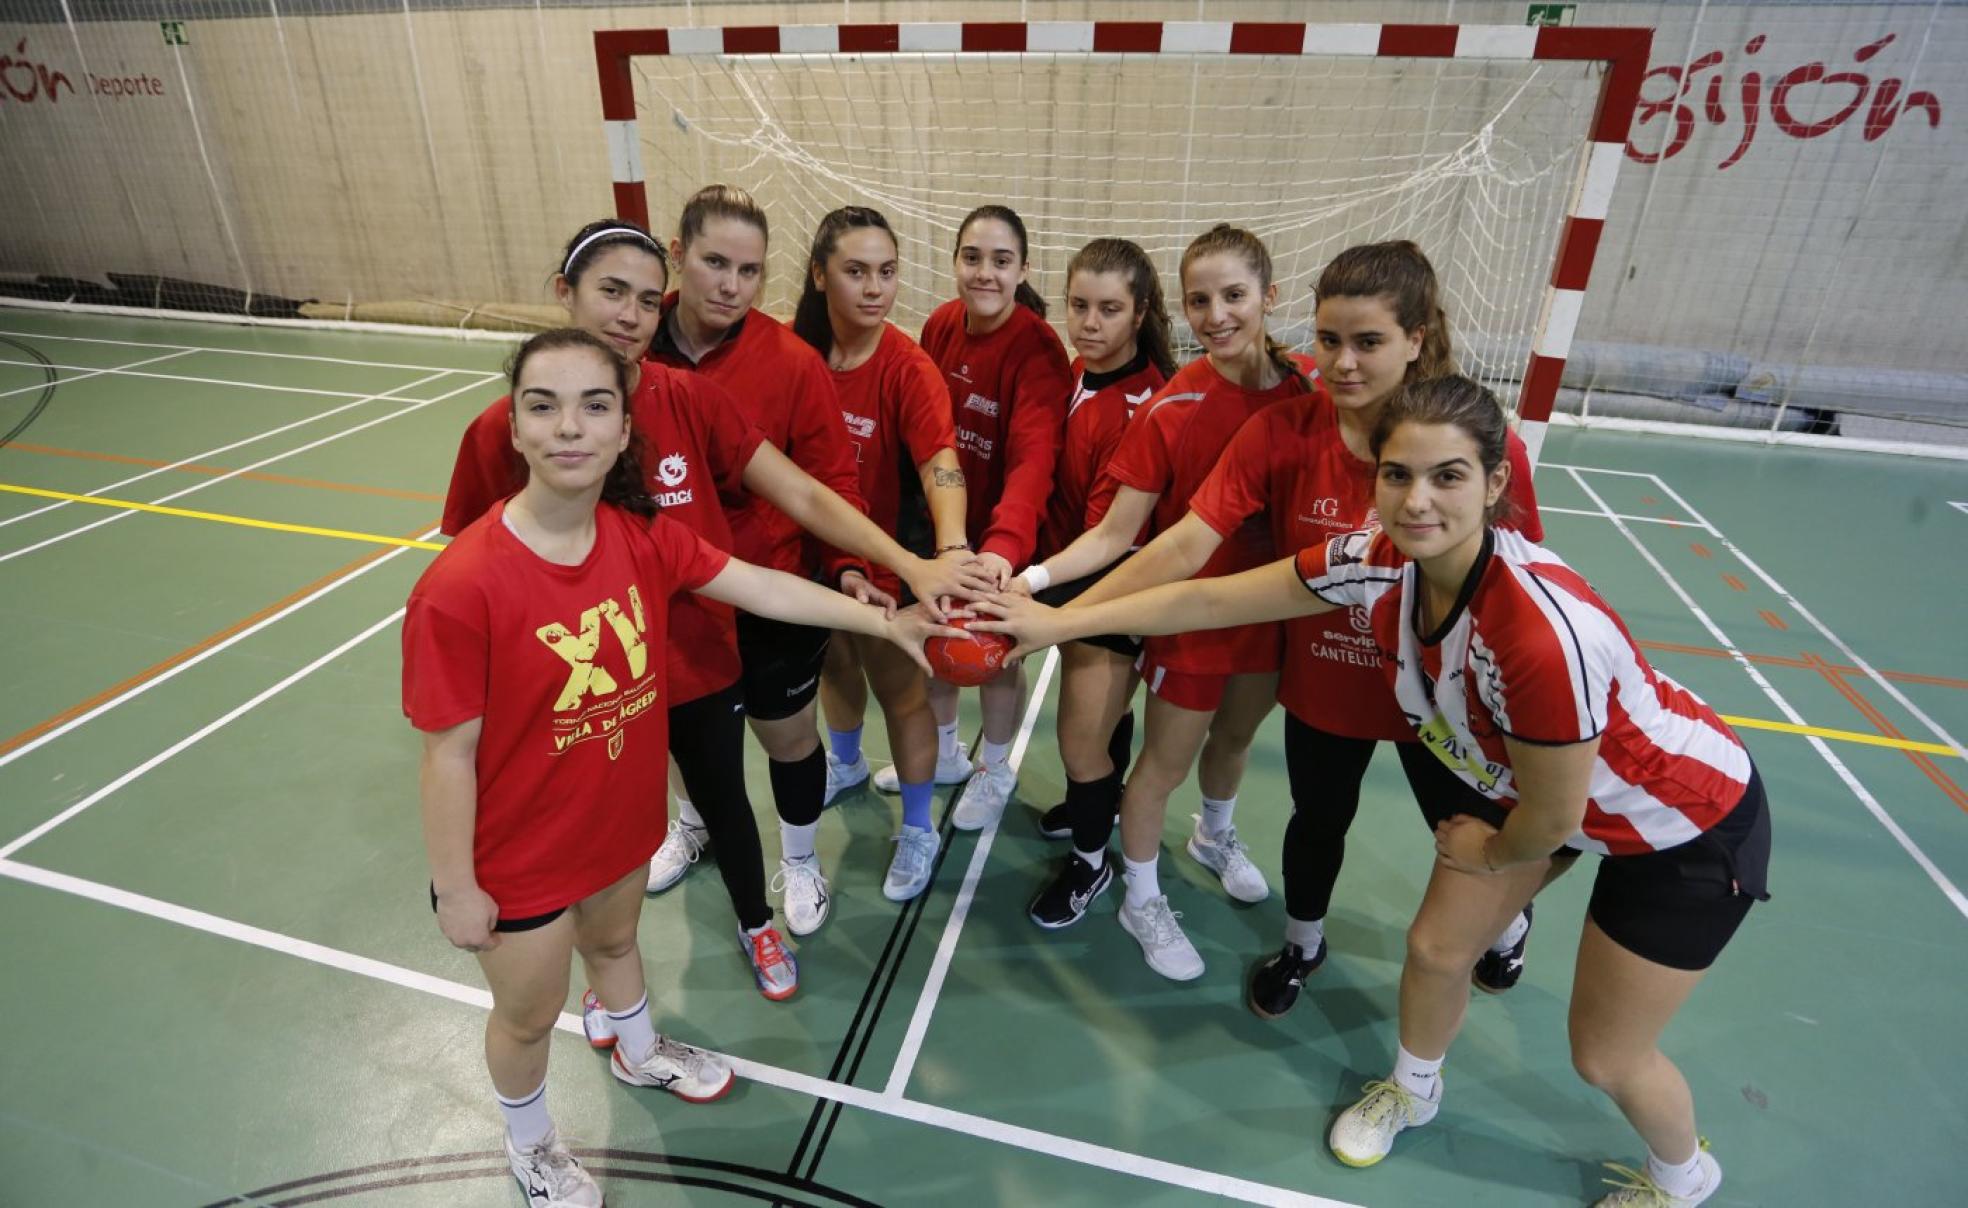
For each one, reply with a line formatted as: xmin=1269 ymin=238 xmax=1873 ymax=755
xmin=1545 ymin=462 xmax=1656 ymax=479
xmin=1634 ymin=470 xmax=1968 ymax=764
xmin=0 ymin=530 xmax=435 ymax=774
xmin=0 ymin=607 xmax=407 ymax=862
xmin=0 ymin=356 xmax=407 ymax=400
xmin=1951 ymin=501 xmax=1968 ymax=516
xmin=0 ymin=370 xmax=494 ymax=563
xmin=1565 ymin=468 xmax=1968 ymax=923
xmin=1541 ymin=505 xmax=1697 ymax=528
xmin=0 ymin=326 xmax=506 ymax=376
xmin=0 ymin=366 xmax=460 ymax=533
xmin=0 ymin=857 xmax=1356 ymax=1208
xmin=0 ymin=347 xmax=196 ymax=401
xmin=884 ymin=646 xmax=1059 ymax=1099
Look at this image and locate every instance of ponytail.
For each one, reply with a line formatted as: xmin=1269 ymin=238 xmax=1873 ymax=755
xmin=957 ymin=204 xmax=1047 ymax=319
xmin=1316 ymin=240 xmax=1458 ymax=382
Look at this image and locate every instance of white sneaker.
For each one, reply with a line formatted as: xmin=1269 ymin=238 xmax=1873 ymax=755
xmin=883 ymin=824 xmax=941 ymax=901
xmin=1593 ymin=1144 xmax=1722 ymax=1207
xmin=1116 ymin=894 xmax=1205 ymax=981
xmin=646 ymin=819 xmax=709 ymax=894
xmin=1185 ymin=815 xmax=1270 ymax=903
xmin=609 ymin=1033 xmax=735 ymax=1103
xmin=1329 ymin=1078 xmax=1441 ymax=1167
xmin=824 ymin=751 xmax=869 ymax=806
xmin=951 ymin=759 xmax=1017 ymax=831
xmin=504 ymin=1127 xmax=602 ymax=1208
xmin=873 ymin=742 xmax=971 ymax=792
xmin=773 ymin=856 xmax=831 ymax=935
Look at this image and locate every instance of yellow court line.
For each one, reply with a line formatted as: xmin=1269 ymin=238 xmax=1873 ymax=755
xmin=1719 ymin=714 xmax=1959 ymax=758
xmin=3 ymin=478 xmax=1956 ymax=761
xmin=0 ymin=481 xmax=445 ymax=552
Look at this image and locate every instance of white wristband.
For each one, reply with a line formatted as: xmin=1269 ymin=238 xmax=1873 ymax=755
xmin=1018 ymin=564 xmax=1052 ymax=593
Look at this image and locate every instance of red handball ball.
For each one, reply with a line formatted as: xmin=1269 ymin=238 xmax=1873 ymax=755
xmin=926 ymin=616 xmax=1014 ymax=687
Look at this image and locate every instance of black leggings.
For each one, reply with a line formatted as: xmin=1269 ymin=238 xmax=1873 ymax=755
xmin=668 ymin=681 xmax=771 ymax=932
xmin=1281 ymin=713 xmax=1507 ymax=922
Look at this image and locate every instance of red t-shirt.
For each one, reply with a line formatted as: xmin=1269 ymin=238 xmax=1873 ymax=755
xmin=402 ymin=503 xmax=731 ymax=916
xmin=1295 ymin=527 xmax=1750 ymax=856
xmin=438 ymin=364 xmax=766 ymax=705
xmin=833 ymin=323 xmax=956 ymax=596
xmin=1192 ymin=395 xmax=1544 ymax=738
xmin=919 ymin=299 xmax=1073 ymax=566
xmin=1100 ymin=355 xmax=1317 ymax=675
xmin=1042 ymin=353 xmax=1167 ymax=556
xmin=649 ymin=301 xmax=865 ymax=579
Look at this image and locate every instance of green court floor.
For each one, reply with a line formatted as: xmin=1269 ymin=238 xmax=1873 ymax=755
xmin=1 ymin=308 xmax=1963 ymax=1206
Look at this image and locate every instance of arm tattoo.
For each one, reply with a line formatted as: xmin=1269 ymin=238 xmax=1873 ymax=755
xmin=932 ymin=466 xmax=966 ymax=488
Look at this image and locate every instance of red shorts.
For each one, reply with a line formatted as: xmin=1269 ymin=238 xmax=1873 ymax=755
xmin=1136 ymin=650 xmax=1227 ymax=712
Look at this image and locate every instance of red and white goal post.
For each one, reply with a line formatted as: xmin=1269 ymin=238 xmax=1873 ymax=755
xmin=595 ymin=20 xmax=1652 ymax=466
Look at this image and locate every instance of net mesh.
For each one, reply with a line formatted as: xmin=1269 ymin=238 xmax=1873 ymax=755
xmin=630 ymin=49 xmax=1602 ymax=408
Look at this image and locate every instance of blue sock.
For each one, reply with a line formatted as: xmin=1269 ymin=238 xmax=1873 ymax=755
xmin=830 ymin=724 xmax=863 ymax=765
xmin=900 ymin=779 xmax=933 ymax=831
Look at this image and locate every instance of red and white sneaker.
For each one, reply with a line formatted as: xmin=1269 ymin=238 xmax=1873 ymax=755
xmin=579 ymin=989 xmax=618 ymax=1051
xmin=609 ymin=1033 xmax=735 ymax=1103
xmin=742 ymin=924 xmax=799 ymax=1001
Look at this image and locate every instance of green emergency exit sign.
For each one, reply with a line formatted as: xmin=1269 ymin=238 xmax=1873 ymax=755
xmin=161 ymin=21 xmax=187 ymax=46
xmin=1526 ymin=4 xmax=1576 ymax=26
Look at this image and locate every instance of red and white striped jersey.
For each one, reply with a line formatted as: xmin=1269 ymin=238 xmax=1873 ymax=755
xmin=1294 ymin=527 xmax=1751 ymax=856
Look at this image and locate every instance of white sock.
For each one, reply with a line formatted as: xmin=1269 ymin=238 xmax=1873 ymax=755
xmin=675 ymin=796 xmax=705 ymax=830
xmin=937 ymin=722 xmax=959 ymax=762
xmin=1285 ymin=914 xmax=1326 ymax=952
xmin=1391 ymin=1044 xmax=1444 ymax=1101
xmin=781 ymin=820 xmax=819 ymax=864
xmin=1074 ymin=846 xmax=1106 ymax=871
xmin=1122 ymin=853 xmax=1160 ymax=908
xmin=606 ymin=993 xmax=658 ymax=1063
xmin=1646 ymin=1145 xmax=1708 ymax=1198
xmin=1491 ymin=909 xmax=1530 ymax=954
xmin=1199 ymin=794 xmax=1237 ymax=837
xmin=979 ymin=738 xmax=1012 ymax=770
xmin=496 ymin=1078 xmax=553 ymax=1149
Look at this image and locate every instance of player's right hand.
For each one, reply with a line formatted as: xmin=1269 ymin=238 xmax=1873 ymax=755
xmin=436 ymin=885 xmax=502 ymax=952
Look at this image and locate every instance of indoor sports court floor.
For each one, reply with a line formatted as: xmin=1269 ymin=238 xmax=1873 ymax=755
xmin=1 ymin=307 xmax=1962 ymax=1207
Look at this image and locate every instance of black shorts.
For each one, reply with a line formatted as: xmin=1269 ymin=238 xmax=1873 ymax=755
xmin=737 ymin=609 xmax=830 ymax=721
xmin=428 ymin=885 xmax=564 ymax=934
xmin=1035 ymin=555 xmax=1143 ymax=659
xmin=1395 ymin=740 xmax=1585 ymax=860
xmin=1588 ymin=767 xmax=1772 ymax=971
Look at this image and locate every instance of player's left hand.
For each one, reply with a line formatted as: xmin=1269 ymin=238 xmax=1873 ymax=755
xmin=886 ymin=602 xmax=969 ymax=676
xmin=841 ymin=570 xmax=898 ymax=619
xmin=970 ymin=552 xmax=1016 ymax=591
xmin=1434 ymin=815 xmax=1501 ymax=874
xmin=967 ymin=591 xmax=1065 ymax=662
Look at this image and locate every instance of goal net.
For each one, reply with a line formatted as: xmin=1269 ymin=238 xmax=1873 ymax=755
xmin=599 ymin=22 xmax=1649 ymax=459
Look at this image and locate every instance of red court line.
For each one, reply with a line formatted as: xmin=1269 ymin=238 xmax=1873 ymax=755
xmin=1759 ymin=610 xmax=1789 ymax=631
xmin=1805 ymin=654 xmax=1968 ymax=814
xmin=1690 ymin=543 xmax=1713 ymax=559
xmin=1634 ymin=639 xmax=1968 ymax=692
xmin=2 ymin=441 xmax=445 ymax=503
xmin=1721 ymin=574 xmax=1747 ymax=592
xmin=0 ymin=522 xmax=432 ymax=758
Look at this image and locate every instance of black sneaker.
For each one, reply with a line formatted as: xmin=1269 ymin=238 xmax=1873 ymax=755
xmin=1028 ymin=853 xmax=1114 ymax=929
xmin=1246 ymin=939 xmax=1326 ymax=1019
xmin=1036 ymin=802 xmax=1120 ymax=841
xmin=1472 ymin=902 xmax=1531 ymax=994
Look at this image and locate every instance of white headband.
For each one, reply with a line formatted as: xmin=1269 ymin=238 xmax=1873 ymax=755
xmin=561 ymin=226 xmax=662 ymax=276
